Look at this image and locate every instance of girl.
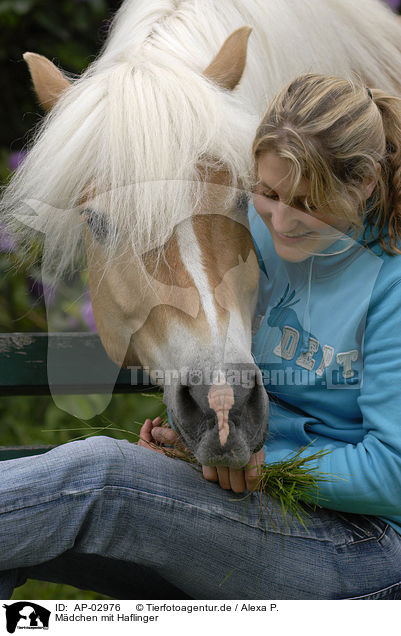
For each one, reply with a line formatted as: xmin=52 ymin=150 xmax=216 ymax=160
xmin=1 ymin=74 xmax=401 ymax=600
xmin=140 ymin=74 xmax=401 ymax=597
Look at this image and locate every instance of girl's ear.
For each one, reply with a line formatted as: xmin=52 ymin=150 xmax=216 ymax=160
xmin=23 ymin=52 xmax=71 ymax=111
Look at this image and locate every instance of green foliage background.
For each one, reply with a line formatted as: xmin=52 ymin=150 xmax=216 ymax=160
xmin=0 ymin=0 xmax=164 ymax=600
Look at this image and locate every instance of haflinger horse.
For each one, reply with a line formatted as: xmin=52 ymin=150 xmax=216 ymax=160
xmin=3 ymin=0 xmax=401 ymax=469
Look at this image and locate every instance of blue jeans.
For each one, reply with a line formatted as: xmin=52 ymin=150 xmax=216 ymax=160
xmin=1 ymin=436 xmax=401 ymax=600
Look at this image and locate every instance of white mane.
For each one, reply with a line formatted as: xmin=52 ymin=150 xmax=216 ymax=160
xmin=2 ymin=0 xmax=401 ymax=278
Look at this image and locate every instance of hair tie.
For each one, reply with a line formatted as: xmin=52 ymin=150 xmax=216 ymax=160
xmin=367 ymin=87 xmax=373 ymax=100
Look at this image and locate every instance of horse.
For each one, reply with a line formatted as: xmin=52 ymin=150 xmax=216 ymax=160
xmin=3 ymin=0 xmax=401 ymax=469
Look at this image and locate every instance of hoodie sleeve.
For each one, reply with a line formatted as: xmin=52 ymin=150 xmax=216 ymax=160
xmin=273 ymin=278 xmax=401 ymax=517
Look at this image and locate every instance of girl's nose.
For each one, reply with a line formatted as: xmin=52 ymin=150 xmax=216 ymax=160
xmin=270 ymin=202 xmax=300 ymax=234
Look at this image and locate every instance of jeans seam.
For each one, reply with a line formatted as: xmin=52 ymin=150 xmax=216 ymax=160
xmin=1 ymin=485 xmax=388 ymax=548
xmin=0 ymin=486 xmax=247 ymax=520
xmin=345 ymin=579 xmax=401 ymax=600
xmin=0 ymin=485 xmax=143 ymax=515
xmin=113 ymin=489 xmax=344 ymax=543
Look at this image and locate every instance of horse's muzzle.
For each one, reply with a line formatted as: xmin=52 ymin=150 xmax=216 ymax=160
xmin=163 ymin=363 xmax=269 ymax=468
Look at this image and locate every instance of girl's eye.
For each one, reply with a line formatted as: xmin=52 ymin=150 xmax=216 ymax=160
xmin=262 ymin=190 xmax=279 ymax=200
xmin=305 ymin=204 xmax=318 ymax=214
xmin=294 ymin=199 xmax=317 ymax=213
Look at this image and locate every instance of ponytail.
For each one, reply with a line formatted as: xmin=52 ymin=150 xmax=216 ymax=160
xmin=370 ymin=90 xmax=401 ymax=254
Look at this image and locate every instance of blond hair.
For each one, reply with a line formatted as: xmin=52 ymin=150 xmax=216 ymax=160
xmin=252 ymin=74 xmax=401 ymax=255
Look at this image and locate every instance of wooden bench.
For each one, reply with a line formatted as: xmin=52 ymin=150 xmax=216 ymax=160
xmin=0 ymin=332 xmax=158 ymax=460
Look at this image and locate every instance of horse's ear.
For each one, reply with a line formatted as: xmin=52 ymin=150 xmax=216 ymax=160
xmin=203 ymin=26 xmax=252 ymax=91
xmin=23 ymin=52 xmax=71 ymax=111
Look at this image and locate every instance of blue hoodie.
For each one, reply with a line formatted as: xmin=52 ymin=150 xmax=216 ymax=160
xmin=249 ymin=204 xmax=401 ymax=535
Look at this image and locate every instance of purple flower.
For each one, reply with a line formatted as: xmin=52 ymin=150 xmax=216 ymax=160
xmin=0 ymin=222 xmax=16 ymax=252
xmin=385 ymin=0 xmax=401 ymax=10
xmin=67 ymin=316 xmax=80 ymax=329
xmin=8 ymin=150 xmax=27 ymax=171
xmin=27 ymin=276 xmax=57 ymax=305
xmin=27 ymin=276 xmax=44 ymax=300
xmin=80 ymin=295 xmax=97 ymax=332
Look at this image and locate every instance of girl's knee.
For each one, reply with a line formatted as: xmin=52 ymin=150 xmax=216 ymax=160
xmin=73 ymin=435 xmax=161 ymax=484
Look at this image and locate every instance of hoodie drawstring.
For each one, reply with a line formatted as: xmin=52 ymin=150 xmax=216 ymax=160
xmin=301 ymin=255 xmax=314 ymax=353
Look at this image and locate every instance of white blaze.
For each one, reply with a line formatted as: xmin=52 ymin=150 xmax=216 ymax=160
xmin=176 ymin=219 xmax=220 ymax=344
xmin=208 ymin=379 xmax=235 ymax=446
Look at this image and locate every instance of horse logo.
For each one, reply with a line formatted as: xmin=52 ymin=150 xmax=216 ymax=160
xmin=3 ymin=602 xmax=50 ymax=634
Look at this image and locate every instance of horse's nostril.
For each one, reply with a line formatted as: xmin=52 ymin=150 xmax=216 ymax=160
xmin=178 ymin=384 xmax=196 ymax=410
xmin=206 ymin=417 xmax=216 ymax=430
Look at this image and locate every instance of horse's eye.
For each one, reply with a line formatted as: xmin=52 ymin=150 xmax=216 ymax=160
xmin=236 ymin=192 xmax=249 ymax=213
xmin=81 ymin=208 xmax=110 ymax=245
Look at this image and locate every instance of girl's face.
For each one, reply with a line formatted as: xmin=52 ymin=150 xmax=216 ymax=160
xmin=253 ymin=151 xmax=350 ymax=262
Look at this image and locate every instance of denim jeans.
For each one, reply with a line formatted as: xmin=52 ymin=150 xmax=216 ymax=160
xmin=0 ymin=436 xmax=401 ymax=600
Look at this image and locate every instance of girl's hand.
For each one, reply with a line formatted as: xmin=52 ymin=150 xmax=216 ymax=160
xmin=202 ymin=448 xmax=265 ymax=494
xmin=138 ymin=419 xmax=265 ymax=493
xmin=138 ymin=417 xmax=188 ymax=457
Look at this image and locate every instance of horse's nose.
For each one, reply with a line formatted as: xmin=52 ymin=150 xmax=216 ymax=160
xmin=163 ymin=363 xmax=269 ymax=468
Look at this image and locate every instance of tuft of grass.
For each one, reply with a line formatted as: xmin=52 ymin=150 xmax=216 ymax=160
xmin=248 ymin=446 xmax=339 ymax=530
